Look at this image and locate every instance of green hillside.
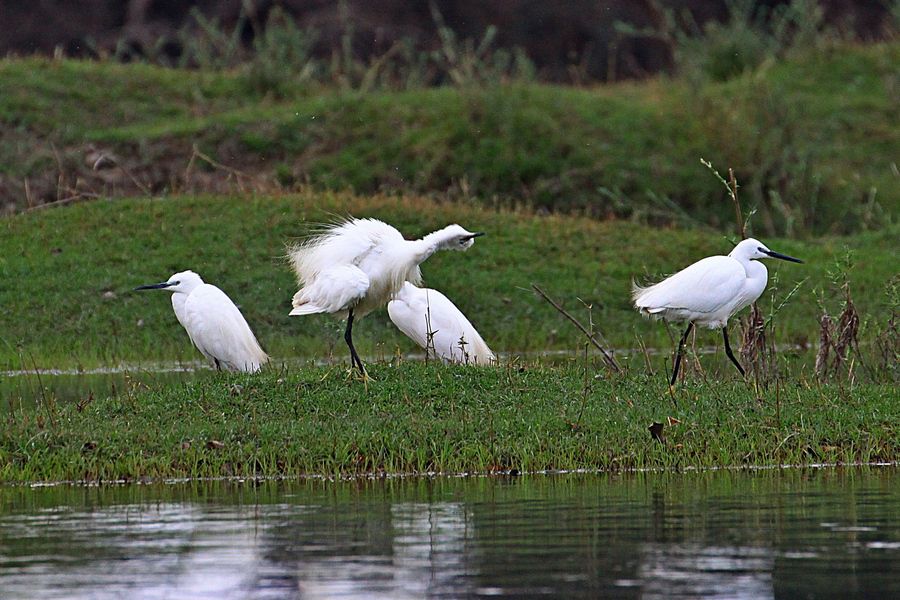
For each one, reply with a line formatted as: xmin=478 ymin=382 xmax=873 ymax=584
xmin=1 ymin=192 xmax=895 ymax=371
xmin=1 ymin=42 xmax=896 ymax=234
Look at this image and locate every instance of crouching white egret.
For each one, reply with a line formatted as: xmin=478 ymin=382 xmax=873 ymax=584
xmin=135 ymin=270 xmax=269 ymax=373
xmin=388 ymin=282 xmax=495 ymax=365
xmin=287 ymin=218 xmax=484 ymax=377
xmin=633 ymin=238 xmax=803 ymax=384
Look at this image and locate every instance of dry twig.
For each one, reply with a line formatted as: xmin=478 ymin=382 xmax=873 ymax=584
xmin=532 ymin=283 xmax=621 ymax=374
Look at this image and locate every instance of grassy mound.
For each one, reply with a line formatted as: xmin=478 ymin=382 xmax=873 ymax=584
xmin=1 ymin=192 xmax=895 ymax=372
xmin=2 ymin=42 xmax=897 ymax=233
xmin=2 ymin=364 xmax=897 ymax=483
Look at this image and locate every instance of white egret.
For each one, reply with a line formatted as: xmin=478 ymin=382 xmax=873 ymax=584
xmin=388 ymin=282 xmax=495 ymax=365
xmin=288 ymin=218 xmax=484 ymax=376
xmin=135 ymin=270 xmax=269 ymax=373
xmin=633 ymin=238 xmax=803 ymax=384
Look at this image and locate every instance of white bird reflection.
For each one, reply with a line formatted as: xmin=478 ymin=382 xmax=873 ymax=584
xmin=636 ymin=543 xmax=774 ymax=599
xmin=293 ymin=501 xmax=475 ymax=599
xmin=0 ymin=503 xmax=269 ymax=600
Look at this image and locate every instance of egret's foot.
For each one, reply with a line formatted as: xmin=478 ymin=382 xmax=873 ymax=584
xmin=344 ymin=364 xmax=375 ymax=384
xmin=355 ymin=368 xmax=375 ymax=385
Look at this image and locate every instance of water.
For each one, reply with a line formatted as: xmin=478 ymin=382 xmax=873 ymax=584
xmin=0 ymin=366 xmax=204 ymax=408
xmin=1 ymin=468 xmax=897 ymax=599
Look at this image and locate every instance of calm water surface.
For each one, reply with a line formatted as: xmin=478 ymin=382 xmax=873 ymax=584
xmin=0 ymin=368 xmax=200 ymax=408
xmin=1 ymin=469 xmax=897 ymax=599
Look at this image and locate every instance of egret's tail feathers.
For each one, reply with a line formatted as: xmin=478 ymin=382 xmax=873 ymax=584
xmin=232 ymin=353 xmax=268 ymax=373
xmin=631 ymin=281 xmax=649 ymax=305
xmin=289 ymin=303 xmax=326 ymax=316
xmin=468 ymin=338 xmax=497 ymax=366
xmin=631 ymin=280 xmax=653 ymax=303
xmin=632 ymin=279 xmax=666 ymax=318
xmin=243 ymin=341 xmax=270 ymax=373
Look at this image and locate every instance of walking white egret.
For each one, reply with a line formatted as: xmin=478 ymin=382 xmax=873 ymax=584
xmin=288 ymin=218 xmax=484 ymax=376
xmin=633 ymin=238 xmax=803 ymax=384
xmin=135 ymin=270 xmax=269 ymax=373
xmin=388 ymin=282 xmax=495 ymax=365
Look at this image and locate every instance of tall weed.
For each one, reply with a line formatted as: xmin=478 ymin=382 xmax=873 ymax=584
xmin=621 ymin=0 xmax=831 ymax=83
xmin=152 ymin=4 xmax=533 ymax=94
xmin=872 ymin=277 xmax=900 ymax=381
xmin=814 ymin=252 xmax=864 ymax=382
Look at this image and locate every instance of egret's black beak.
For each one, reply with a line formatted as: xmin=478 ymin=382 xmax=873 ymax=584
xmin=763 ymin=249 xmax=804 ymax=263
xmin=134 ymin=282 xmax=176 ymax=291
xmin=462 ymin=232 xmax=485 ymax=241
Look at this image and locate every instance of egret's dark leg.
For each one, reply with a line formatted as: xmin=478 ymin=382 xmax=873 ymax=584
xmin=722 ymin=326 xmax=745 ymax=377
xmin=344 ymin=309 xmax=367 ymax=375
xmin=214 ymin=358 xmax=221 ymax=371
xmin=670 ymin=322 xmax=694 ymax=386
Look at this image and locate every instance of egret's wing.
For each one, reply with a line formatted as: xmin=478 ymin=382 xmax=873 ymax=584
xmin=425 ymin=291 xmax=495 ymax=364
xmin=634 ymin=256 xmax=745 ymax=315
xmin=388 ymin=284 xmax=494 ymax=364
xmin=387 ymin=284 xmax=432 ymax=349
xmin=288 ymin=218 xmax=403 ymax=285
xmin=290 ymin=265 xmax=370 ymax=315
xmin=184 ymin=285 xmax=268 ymax=372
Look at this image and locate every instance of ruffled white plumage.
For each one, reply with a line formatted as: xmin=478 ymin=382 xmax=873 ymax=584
xmin=286 ymin=217 xmax=484 ymax=374
xmin=288 ymin=218 xmax=423 ymax=318
xmin=290 ymin=265 xmax=370 ymax=315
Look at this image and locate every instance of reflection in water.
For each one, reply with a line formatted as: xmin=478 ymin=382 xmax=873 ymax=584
xmin=0 ymin=469 xmax=898 ymax=599
xmin=390 ymin=503 xmax=473 ymax=597
xmin=287 ymin=502 xmax=475 ymax=599
xmin=0 ymin=504 xmax=269 ymax=599
xmin=638 ymin=544 xmax=773 ymax=599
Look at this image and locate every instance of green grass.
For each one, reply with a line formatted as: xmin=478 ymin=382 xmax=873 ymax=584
xmin=1 ymin=363 xmax=896 ymax=484
xmin=2 ymin=37 xmax=896 ymax=487
xmin=2 ymin=42 xmax=897 ymax=233
xmin=1 ymin=192 xmax=896 ymax=372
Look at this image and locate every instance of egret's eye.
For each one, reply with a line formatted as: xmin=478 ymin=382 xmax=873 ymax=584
xmin=757 ymin=247 xmax=766 ymax=253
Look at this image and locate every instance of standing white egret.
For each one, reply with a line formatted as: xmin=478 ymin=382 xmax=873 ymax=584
xmin=633 ymin=238 xmax=802 ymax=384
xmin=388 ymin=282 xmax=495 ymax=365
xmin=135 ymin=270 xmax=269 ymax=373
xmin=288 ymin=218 xmax=484 ymax=376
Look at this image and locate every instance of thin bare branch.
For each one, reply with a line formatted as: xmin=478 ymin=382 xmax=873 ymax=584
xmin=532 ymin=284 xmax=621 ymax=373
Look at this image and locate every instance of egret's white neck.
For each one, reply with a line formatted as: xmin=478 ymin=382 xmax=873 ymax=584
xmin=410 ymin=226 xmax=462 ymax=264
xmin=727 ymin=247 xmax=767 ymax=283
xmin=727 ymin=247 xmax=766 ymax=280
xmin=745 ymin=259 xmax=768 ymax=282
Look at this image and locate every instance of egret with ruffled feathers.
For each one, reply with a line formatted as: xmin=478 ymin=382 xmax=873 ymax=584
xmin=288 ymin=218 xmax=484 ymax=377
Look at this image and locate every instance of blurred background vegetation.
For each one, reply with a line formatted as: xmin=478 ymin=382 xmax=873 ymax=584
xmin=3 ymin=1 xmax=896 ymax=83
xmin=0 ymin=0 xmax=897 ymax=236
xmin=0 ymin=1 xmax=897 ymax=374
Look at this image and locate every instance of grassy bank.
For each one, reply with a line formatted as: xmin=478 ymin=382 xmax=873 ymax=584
xmin=1 ymin=192 xmax=897 ymax=371
xmin=1 ymin=363 xmax=896 ymax=484
xmin=2 ymin=42 xmax=897 ymax=233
